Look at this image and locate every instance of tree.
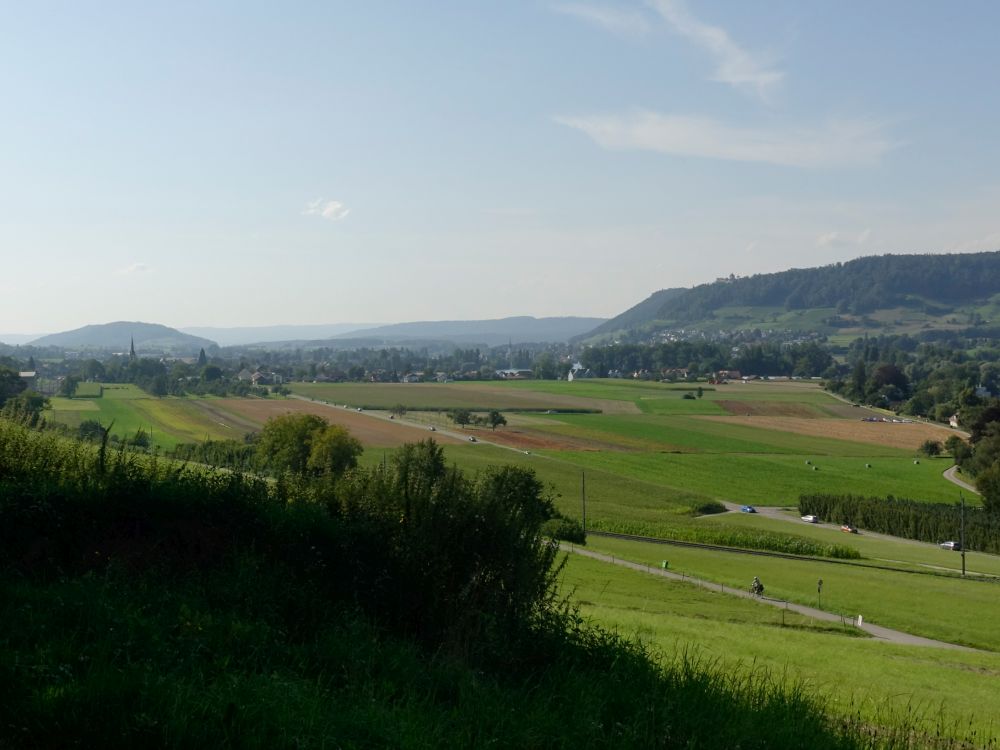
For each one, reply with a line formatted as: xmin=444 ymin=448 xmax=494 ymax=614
xmin=450 ymin=408 xmax=471 ymax=429
xmin=976 ymin=462 xmax=1000 ymax=513
xmin=945 ymin=434 xmax=971 ymax=465
xmin=391 ymin=403 xmax=407 ymax=418
xmin=1 ymin=390 xmax=48 ymax=426
xmin=918 ymin=439 xmax=943 ymax=457
xmin=202 ymin=365 xmax=223 ymax=382
xmin=197 ymin=348 xmax=208 ymax=367
xmin=256 ymin=413 xmax=329 ymax=474
xmin=487 ymin=409 xmax=507 ymax=431
xmin=0 ymin=367 xmax=26 ymax=408
xmin=306 ymin=424 xmax=363 ymax=477
xmin=59 ymin=375 xmax=80 ymax=398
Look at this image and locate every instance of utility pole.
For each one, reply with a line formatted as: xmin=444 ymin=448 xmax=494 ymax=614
xmin=960 ymin=492 xmax=966 ymax=578
xmin=581 ymin=470 xmax=587 ymax=535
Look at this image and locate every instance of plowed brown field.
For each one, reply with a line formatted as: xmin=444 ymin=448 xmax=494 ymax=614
xmin=700 ymin=415 xmax=956 ymax=450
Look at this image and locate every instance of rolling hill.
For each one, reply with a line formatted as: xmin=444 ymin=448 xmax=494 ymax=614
xmin=328 ymin=316 xmax=606 ymax=346
xmin=584 ymin=251 xmax=1000 ymax=342
xmin=30 ymin=322 xmax=216 ymax=355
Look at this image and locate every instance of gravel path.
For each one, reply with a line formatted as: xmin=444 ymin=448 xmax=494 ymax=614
xmin=566 ymin=545 xmax=978 ymax=651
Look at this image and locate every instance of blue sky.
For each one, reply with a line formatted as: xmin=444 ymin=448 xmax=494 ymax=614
xmin=2 ymin=1 xmax=999 ymax=333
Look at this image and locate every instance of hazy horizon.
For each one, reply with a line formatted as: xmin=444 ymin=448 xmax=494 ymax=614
xmin=4 ymin=2 xmax=1000 ymax=332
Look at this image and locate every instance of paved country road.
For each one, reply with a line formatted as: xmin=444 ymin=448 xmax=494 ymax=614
xmin=565 ymin=545 xmax=978 ymax=651
xmin=943 ymin=465 xmax=979 ymax=494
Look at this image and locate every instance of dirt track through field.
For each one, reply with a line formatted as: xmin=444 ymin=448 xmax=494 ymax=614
xmin=699 ymin=415 xmax=956 ymax=450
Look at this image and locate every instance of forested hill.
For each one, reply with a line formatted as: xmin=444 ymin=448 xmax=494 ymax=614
xmin=588 ymin=252 xmax=1000 ymax=339
xmin=30 ymin=321 xmax=216 ymax=354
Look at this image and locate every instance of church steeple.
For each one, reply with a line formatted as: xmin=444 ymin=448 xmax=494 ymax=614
xmin=129 ymin=337 xmax=136 ymax=361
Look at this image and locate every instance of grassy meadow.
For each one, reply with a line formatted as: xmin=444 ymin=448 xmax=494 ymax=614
xmin=561 ymin=552 xmax=1000 ymax=740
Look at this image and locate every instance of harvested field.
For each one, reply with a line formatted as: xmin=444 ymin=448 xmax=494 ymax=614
xmin=464 ymin=426 xmax=614 ymax=452
xmin=715 ymin=400 xmax=826 ymax=418
xmin=214 ymin=399 xmax=463 ymax=447
xmin=700 ymin=415 xmax=957 ymax=451
xmin=290 ymin=382 xmax=638 ymax=415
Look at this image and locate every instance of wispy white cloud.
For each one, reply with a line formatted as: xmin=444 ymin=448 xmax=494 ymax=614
xmin=303 ymin=199 xmax=350 ymax=221
xmin=648 ymin=0 xmax=783 ymax=99
xmin=116 ymin=262 xmax=151 ymax=276
xmin=553 ymin=3 xmax=651 ymax=36
xmin=555 ymin=111 xmax=896 ymax=167
xmin=816 ymin=228 xmax=874 ymax=248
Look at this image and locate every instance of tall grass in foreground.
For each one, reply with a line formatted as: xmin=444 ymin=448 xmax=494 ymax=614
xmin=0 ymin=418 xmax=982 ymax=748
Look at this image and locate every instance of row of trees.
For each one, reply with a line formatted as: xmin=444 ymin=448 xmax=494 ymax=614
xmin=798 ymin=494 xmax=1000 ymax=552
xmin=449 ymin=409 xmax=507 ymax=430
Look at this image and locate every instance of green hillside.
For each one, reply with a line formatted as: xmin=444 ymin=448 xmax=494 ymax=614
xmin=587 ymin=251 xmax=1000 ymax=341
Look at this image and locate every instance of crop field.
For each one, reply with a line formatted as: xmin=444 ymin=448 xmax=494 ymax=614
xmin=289 ymin=381 xmax=633 ymax=413
xmin=213 ymin=398 xmax=464 ymax=447
xmin=561 ymin=552 xmax=1000 ymax=738
xmin=699 ymin=511 xmax=1000 ymax=577
xmin=547 ymin=451 xmax=961 ymax=505
xmin=47 ymin=385 xmax=241 ymax=449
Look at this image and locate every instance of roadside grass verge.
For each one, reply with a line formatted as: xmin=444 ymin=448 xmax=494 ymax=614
xmin=561 ymin=552 xmax=1000 ymax=745
xmin=584 ymin=535 xmax=1000 ymax=651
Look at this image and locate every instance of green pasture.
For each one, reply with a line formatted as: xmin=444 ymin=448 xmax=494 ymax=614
xmin=360 ymin=443 xmax=706 ymax=521
xmin=72 ymin=382 xmax=103 ymax=398
xmin=700 ymin=511 xmax=1000 ymax=577
xmin=546 ymin=451 xmax=961 ymax=506
xmin=561 ymin=552 xmax=1000 ymax=738
xmin=584 ymin=535 xmax=1000 ymax=651
xmin=47 ymin=385 xmax=236 ymax=450
xmin=532 ymin=413 xmax=913 ymax=456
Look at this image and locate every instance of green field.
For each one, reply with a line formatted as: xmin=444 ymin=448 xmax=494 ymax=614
xmin=583 ymin=535 xmax=1000 ymax=651
xmin=561 ymin=552 xmax=1000 ymax=738
xmin=47 ymin=385 xmax=238 ymax=449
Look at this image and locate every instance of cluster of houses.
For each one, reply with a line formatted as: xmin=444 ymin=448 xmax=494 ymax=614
xmin=236 ymin=369 xmax=285 ymax=387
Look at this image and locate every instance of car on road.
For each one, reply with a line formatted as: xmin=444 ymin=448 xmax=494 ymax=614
xmin=740 ymin=505 xmax=757 ymax=513
xmin=940 ymin=540 xmax=961 ymax=551
xmin=840 ymin=524 xmax=858 ymax=534
xmin=468 ymin=436 xmax=477 ymax=442
xmin=429 ymin=426 xmax=436 ymax=431
xmin=801 ymin=514 xmax=820 ymax=523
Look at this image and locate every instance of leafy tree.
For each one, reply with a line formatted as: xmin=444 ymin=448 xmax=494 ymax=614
xmin=306 ymin=425 xmax=363 ymax=477
xmin=0 ymin=390 xmax=47 ymax=426
xmin=945 ymin=434 xmax=971 ymax=464
xmin=202 ymin=365 xmax=223 ymax=382
xmin=77 ymin=419 xmax=107 ymax=442
xmin=391 ymin=403 xmax=407 ymax=418
xmin=918 ymin=439 xmax=942 ymax=457
xmin=256 ymin=413 xmax=328 ymax=475
xmin=487 ymin=409 xmax=506 ymax=431
xmin=976 ymin=463 xmax=1000 ymax=513
xmin=59 ymin=375 xmax=80 ymax=398
xmin=450 ymin=408 xmax=471 ymax=429
xmin=0 ymin=367 xmax=26 ymax=408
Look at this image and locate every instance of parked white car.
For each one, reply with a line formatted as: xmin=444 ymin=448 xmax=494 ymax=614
xmin=801 ymin=514 xmax=820 ymax=523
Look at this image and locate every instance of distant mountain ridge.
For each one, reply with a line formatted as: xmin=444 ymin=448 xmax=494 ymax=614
xmin=181 ymin=323 xmax=375 ymax=347
xmin=329 ymin=316 xmax=606 ymax=346
xmin=30 ymin=322 xmax=216 ymax=354
xmin=587 ymin=251 xmax=1000 ymax=340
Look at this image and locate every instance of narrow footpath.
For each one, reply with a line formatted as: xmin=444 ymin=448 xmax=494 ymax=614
xmin=565 ymin=545 xmax=978 ymax=652
xmin=943 ymin=465 xmax=979 ymax=494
